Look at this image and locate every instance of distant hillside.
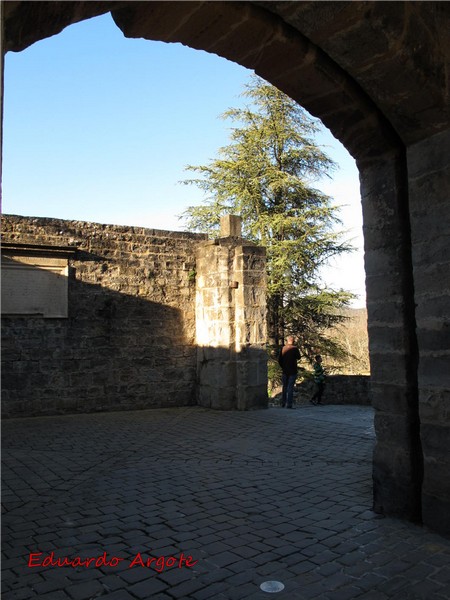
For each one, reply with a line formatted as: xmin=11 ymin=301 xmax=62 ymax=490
xmin=325 ymin=307 xmax=370 ymax=375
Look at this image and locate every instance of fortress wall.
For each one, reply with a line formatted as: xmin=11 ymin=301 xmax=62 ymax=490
xmin=1 ymin=214 xmax=206 ymax=416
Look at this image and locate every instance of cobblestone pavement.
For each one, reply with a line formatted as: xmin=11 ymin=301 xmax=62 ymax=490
xmin=2 ymin=405 xmax=450 ymax=600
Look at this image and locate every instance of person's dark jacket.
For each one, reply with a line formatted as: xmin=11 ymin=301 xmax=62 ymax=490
xmin=278 ymin=344 xmax=301 ymax=376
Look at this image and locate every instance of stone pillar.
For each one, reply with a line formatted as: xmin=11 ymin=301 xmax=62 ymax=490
xmin=359 ymin=151 xmax=422 ymax=523
xmin=407 ymin=129 xmax=450 ymax=534
xmin=220 ymin=214 xmax=242 ymax=238
xmin=233 ymin=243 xmax=267 ymax=410
xmin=195 ymin=216 xmax=268 ymax=410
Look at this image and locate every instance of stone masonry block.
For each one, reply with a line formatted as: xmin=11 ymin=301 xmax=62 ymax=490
xmin=367 ymin=298 xmax=407 ymax=325
xmin=372 ymin=443 xmax=418 ymax=519
xmin=411 ymin=236 xmax=450 ymax=269
xmin=374 ymin=412 xmax=413 ymax=446
xmin=370 ymin=382 xmax=413 ymax=414
xmin=407 ymin=129 xmax=450 ymax=180
xmin=422 ymin=457 xmax=450 ymax=499
xmin=422 ymin=492 xmax=450 ymax=536
xmin=416 ymin=326 xmax=450 ymax=355
xmin=237 ymin=385 xmax=268 ymax=410
xmin=419 ymin=388 xmax=450 ymax=423
xmin=210 ymin=387 xmax=237 ymax=410
xmin=366 ymin=325 xmax=408 ymax=354
xmin=412 ymin=263 xmax=449 ymax=300
xmin=420 ymin=423 xmax=450 ymax=460
xmin=369 ymin=352 xmax=409 ymax=386
xmin=418 ymin=356 xmax=450 ymax=388
xmin=199 ymin=359 xmax=236 ymax=389
xmin=220 ymin=215 xmax=242 ymax=238
xmin=365 ymin=276 xmax=404 ymax=302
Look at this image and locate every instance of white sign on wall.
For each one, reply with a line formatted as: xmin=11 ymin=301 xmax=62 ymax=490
xmin=2 ymin=255 xmax=70 ymax=318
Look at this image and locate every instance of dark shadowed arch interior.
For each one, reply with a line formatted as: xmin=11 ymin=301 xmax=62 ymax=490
xmin=2 ymin=1 xmax=449 ymax=535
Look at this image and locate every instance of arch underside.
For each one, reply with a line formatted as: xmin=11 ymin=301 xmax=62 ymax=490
xmin=4 ymin=1 xmax=449 ymax=152
xmin=2 ymin=1 xmax=450 ymax=535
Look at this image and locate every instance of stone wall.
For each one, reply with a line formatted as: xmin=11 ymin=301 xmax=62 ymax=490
xmin=1 ymin=214 xmax=207 ymax=417
xmin=361 ymin=134 xmax=450 ymax=534
xmin=2 ymin=214 xmax=269 ymax=417
xmin=407 ymin=129 xmax=450 ymax=534
xmin=360 ymin=152 xmax=423 ymax=524
xmin=295 ymin=375 xmax=370 ymax=406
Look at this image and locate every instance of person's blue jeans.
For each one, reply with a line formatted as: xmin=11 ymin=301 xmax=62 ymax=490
xmin=282 ymin=373 xmax=296 ymax=408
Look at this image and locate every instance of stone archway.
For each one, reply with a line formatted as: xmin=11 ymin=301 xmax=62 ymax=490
xmin=2 ymin=1 xmax=449 ymax=535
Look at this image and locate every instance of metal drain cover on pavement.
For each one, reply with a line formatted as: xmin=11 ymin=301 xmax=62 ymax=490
xmin=260 ymin=580 xmax=285 ymax=593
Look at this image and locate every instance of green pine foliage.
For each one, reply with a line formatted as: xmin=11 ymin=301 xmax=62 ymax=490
xmin=181 ymin=76 xmax=355 ymax=370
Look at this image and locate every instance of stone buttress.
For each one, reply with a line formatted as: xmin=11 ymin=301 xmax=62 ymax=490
xmin=195 ymin=216 xmax=268 ymax=410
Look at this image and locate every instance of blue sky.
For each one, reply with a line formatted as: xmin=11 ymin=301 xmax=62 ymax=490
xmin=2 ymin=12 xmax=365 ymax=306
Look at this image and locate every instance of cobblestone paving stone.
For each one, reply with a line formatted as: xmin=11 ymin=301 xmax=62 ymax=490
xmin=2 ymin=405 xmax=450 ymax=599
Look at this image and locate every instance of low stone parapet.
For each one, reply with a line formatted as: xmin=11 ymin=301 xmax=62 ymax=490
xmin=272 ymin=374 xmax=371 ymax=406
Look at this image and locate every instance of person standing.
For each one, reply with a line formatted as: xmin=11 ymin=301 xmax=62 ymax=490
xmin=310 ymin=355 xmax=325 ymax=405
xmin=278 ymin=336 xmax=301 ymax=408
